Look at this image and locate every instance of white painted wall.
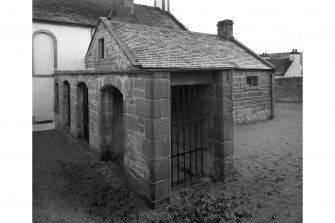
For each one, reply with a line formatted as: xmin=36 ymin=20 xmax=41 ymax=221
xmin=33 ymin=78 xmax=54 ymax=122
xmin=33 ymin=22 xmax=92 ymax=70
xmin=286 ymin=54 xmax=302 ymax=77
xmin=33 ymin=33 xmax=55 ymax=74
xmin=32 ymin=22 xmax=92 ymax=130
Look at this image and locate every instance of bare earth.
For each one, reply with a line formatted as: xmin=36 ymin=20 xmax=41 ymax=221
xmin=33 ymin=103 xmax=302 ymax=223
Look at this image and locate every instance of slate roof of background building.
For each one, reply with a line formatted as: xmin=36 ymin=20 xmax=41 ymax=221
xmin=33 ymin=0 xmax=186 ymax=30
xmin=267 ymin=58 xmax=292 ymax=76
xmin=100 ymin=18 xmax=272 ymax=70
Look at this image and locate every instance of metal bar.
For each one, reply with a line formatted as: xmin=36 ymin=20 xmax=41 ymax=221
xmin=171 ymin=87 xmax=173 ymax=185
xmin=200 ymin=86 xmax=203 ymax=175
xmin=194 ymin=86 xmax=198 ymax=177
xmin=176 ymin=87 xmax=180 ymax=184
xmin=171 ymin=117 xmax=206 ymax=125
xmin=189 ymin=86 xmax=192 ymax=180
xmin=183 ymin=86 xmax=186 ymax=182
xmin=171 ymin=147 xmax=207 ymax=157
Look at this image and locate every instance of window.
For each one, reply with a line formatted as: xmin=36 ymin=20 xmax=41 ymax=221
xmin=54 ymin=83 xmax=59 ymax=114
xmin=245 ymin=76 xmax=259 ymax=90
xmin=98 ymin=38 xmax=105 ymax=59
xmin=246 ymin=76 xmax=258 ymax=86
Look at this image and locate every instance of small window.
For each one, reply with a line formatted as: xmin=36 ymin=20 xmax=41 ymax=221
xmin=54 ymin=83 xmax=59 ymax=114
xmin=246 ymin=76 xmax=259 ymax=87
xmin=98 ymin=38 xmax=105 ymax=59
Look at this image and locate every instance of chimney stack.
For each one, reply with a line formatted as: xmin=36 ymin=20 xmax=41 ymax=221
xmin=217 ymin=19 xmax=234 ymax=39
xmin=261 ymin=52 xmax=270 ymax=60
xmin=110 ymin=0 xmax=135 ymax=23
xmin=155 ymin=0 xmax=170 ymax=12
xmin=290 ymin=49 xmax=300 ymax=62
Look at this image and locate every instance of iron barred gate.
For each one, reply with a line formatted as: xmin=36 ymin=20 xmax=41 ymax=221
xmin=171 ymin=85 xmax=206 ymax=187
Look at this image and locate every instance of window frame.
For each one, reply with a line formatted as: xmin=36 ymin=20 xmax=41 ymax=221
xmin=245 ymin=74 xmax=260 ymax=90
xmin=98 ymin=38 xmax=105 ymax=60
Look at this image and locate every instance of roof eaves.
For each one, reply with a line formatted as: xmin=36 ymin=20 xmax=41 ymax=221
xmin=33 ymin=18 xmax=95 ymax=28
xmin=100 ymin=17 xmax=141 ymax=67
xmin=229 ymin=37 xmax=276 ymax=70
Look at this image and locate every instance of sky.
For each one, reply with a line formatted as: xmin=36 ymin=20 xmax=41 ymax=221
xmin=134 ymin=0 xmax=303 ymax=54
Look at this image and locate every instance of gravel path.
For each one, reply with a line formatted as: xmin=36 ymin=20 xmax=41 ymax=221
xmin=33 ymin=103 xmax=302 ymax=223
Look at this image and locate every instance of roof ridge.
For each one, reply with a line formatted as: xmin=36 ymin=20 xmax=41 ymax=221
xmin=134 ymin=3 xmax=188 ymax=30
xmin=104 ymin=17 xmax=221 ymax=38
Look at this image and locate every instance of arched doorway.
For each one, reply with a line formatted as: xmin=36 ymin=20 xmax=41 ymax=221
xmin=78 ymin=83 xmax=89 ymax=142
xmin=63 ymin=81 xmax=71 ymax=127
xmin=100 ymin=86 xmax=124 ymax=165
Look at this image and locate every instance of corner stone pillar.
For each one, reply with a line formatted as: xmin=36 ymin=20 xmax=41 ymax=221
xmin=125 ymin=72 xmax=171 ymax=209
xmin=209 ymin=70 xmax=234 ymax=181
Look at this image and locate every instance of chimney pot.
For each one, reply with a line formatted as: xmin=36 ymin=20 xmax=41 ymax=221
xmin=156 ymin=0 xmax=170 ymax=12
xmin=217 ymin=19 xmax=234 ymax=39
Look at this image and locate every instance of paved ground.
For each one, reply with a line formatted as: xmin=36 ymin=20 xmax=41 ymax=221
xmin=33 ymin=103 xmax=302 ymax=223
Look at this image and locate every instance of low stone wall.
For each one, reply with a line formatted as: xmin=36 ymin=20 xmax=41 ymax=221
xmin=275 ymin=77 xmax=303 ymax=103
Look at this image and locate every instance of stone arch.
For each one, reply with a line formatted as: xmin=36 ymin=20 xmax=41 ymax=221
xmin=63 ymin=80 xmax=71 ymax=127
xmin=98 ymin=85 xmax=124 ymax=164
xmin=32 ymin=29 xmax=58 ymax=75
xmin=76 ymin=82 xmax=89 ymax=142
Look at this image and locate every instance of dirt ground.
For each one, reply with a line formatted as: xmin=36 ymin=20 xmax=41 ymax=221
xmin=33 ymin=103 xmax=302 ymax=223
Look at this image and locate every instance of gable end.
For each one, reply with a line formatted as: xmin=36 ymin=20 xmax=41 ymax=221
xmin=85 ymin=20 xmax=137 ymax=71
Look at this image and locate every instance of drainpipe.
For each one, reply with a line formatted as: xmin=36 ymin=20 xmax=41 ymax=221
xmin=271 ymin=71 xmax=275 ymax=119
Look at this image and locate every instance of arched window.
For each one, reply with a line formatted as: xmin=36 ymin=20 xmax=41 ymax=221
xmin=32 ymin=30 xmax=57 ymax=76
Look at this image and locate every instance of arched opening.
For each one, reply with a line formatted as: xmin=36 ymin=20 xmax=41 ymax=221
xmin=78 ymin=83 xmax=89 ymax=142
xmin=32 ymin=30 xmax=57 ymax=75
xmin=63 ymin=81 xmax=71 ymax=127
xmin=99 ymin=86 xmax=124 ymax=165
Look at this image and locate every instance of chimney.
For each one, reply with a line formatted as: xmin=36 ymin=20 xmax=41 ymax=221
xmin=290 ymin=49 xmax=301 ymax=62
xmin=110 ymin=0 xmax=135 ymax=23
xmin=217 ymin=19 xmax=234 ymax=39
xmin=155 ymin=0 xmax=170 ymax=12
xmin=261 ymin=52 xmax=270 ymax=60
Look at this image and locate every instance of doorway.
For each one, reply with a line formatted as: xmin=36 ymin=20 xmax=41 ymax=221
xmin=100 ymin=86 xmax=124 ymax=165
xmin=78 ymin=83 xmax=89 ymax=142
xmin=63 ymin=81 xmax=71 ymax=127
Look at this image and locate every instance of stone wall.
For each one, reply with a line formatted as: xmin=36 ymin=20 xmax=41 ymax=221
xmin=54 ymin=71 xmax=171 ymax=208
xmin=275 ymin=77 xmax=303 ymax=103
xmin=201 ymin=71 xmax=234 ymax=181
xmin=232 ymin=70 xmax=273 ymax=125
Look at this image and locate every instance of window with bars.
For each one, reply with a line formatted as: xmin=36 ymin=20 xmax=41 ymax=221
xmin=54 ymin=83 xmax=59 ymax=114
xmin=98 ymin=38 xmax=105 ymax=59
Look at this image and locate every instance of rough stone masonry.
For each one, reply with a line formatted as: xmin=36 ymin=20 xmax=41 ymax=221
xmin=54 ymin=69 xmax=234 ymax=208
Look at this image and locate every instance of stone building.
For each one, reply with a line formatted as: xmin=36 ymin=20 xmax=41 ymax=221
xmin=260 ymin=49 xmax=303 ymax=77
xmin=54 ymin=13 xmax=274 ymax=207
xmin=260 ymin=49 xmax=303 ymax=103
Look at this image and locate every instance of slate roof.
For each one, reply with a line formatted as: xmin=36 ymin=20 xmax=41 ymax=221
xmin=267 ymin=58 xmax=292 ymax=76
xmin=100 ymin=18 xmax=273 ymax=70
xmin=33 ymin=0 xmax=186 ymax=30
